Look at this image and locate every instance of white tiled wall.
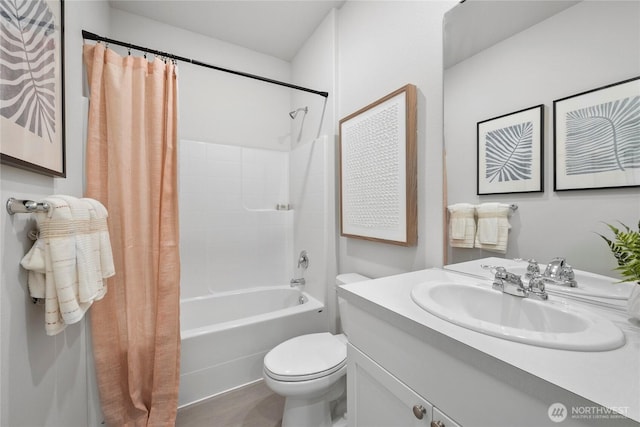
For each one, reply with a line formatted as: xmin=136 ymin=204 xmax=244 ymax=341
xmin=241 ymin=148 xmax=290 ymax=210
xmin=179 ymin=140 xmax=293 ymax=297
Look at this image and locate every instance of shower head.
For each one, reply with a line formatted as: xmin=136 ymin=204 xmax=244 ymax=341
xmin=289 ymin=106 xmax=308 ymax=119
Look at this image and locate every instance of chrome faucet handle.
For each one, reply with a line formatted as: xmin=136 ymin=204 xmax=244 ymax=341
xmin=558 ymin=265 xmax=578 ymax=287
xmin=559 ymin=265 xmax=574 ymax=279
xmin=524 ymin=259 xmax=540 ymax=279
xmin=297 ymin=250 xmax=309 ymax=270
xmin=527 ymin=276 xmax=549 ymax=300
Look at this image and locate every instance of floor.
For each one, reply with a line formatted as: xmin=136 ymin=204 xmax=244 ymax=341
xmin=176 ymin=380 xmax=284 ymax=427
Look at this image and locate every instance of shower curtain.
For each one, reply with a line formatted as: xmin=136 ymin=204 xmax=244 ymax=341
xmin=83 ymin=43 xmax=180 ymax=426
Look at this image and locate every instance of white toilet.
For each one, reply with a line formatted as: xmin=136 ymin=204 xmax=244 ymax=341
xmin=263 ymin=273 xmax=370 ymax=427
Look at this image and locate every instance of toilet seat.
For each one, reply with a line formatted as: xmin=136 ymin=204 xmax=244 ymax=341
xmin=264 ymin=333 xmax=346 ymax=382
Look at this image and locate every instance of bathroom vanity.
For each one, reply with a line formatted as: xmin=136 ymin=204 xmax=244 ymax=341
xmin=338 ymin=267 xmax=640 ymax=426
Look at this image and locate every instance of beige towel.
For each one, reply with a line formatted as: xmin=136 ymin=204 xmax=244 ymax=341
xmin=475 ymin=203 xmax=512 ymax=253
xmin=447 ymin=203 xmax=476 ymax=248
xmin=20 ymin=196 xmax=115 ymax=335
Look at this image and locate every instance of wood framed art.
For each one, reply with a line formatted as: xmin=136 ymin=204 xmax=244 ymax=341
xmin=0 ymin=0 xmax=66 ymax=177
xmin=339 ymin=84 xmax=417 ymax=246
xmin=554 ymin=76 xmax=640 ymax=191
xmin=477 ymin=104 xmax=544 ymax=195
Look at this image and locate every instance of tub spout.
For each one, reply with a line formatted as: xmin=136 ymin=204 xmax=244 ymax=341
xmin=290 ymin=277 xmax=306 ymax=287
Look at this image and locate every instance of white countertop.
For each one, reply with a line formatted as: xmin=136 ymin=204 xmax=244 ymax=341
xmin=339 ymin=267 xmax=640 ymax=422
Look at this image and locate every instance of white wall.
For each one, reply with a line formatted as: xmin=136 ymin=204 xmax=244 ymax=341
xmin=109 ymin=8 xmax=293 ymax=151
xmin=445 ymin=1 xmax=640 ymax=276
xmin=336 ymin=1 xmax=456 ymax=279
xmin=291 ymin=10 xmax=339 ymax=331
xmin=291 ymin=9 xmax=337 ymax=146
xmin=0 ymin=1 xmax=110 ymax=425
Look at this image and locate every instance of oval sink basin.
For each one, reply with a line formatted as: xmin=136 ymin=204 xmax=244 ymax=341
xmin=410 ymin=282 xmax=625 ymax=351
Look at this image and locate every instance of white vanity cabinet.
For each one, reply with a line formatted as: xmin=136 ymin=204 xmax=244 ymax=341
xmin=338 ymin=268 xmax=640 ymax=426
xmin=347 ymin=343 xmax=461 ymax=427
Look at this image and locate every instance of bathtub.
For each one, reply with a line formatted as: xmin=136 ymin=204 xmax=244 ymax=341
xmin=178 ymin=286 xmax=326 ymax=408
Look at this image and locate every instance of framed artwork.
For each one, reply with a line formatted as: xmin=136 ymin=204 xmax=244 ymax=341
xmin=339 ymin=84 xmax=417 ymax=246
xmin=554 ymin=76 xmax=640 ymax=191
xmin=0 ymin=0 xmax=66 ymax=177
xmin=477 ymin=104 xmax=544 ymax=195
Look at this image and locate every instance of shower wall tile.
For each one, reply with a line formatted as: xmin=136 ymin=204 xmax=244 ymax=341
xmin=179 ymin=140 xmax=291 ymax=298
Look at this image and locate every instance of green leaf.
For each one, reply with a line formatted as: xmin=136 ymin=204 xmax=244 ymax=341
xmin=600 ymin=220 xmax=640 ymax=283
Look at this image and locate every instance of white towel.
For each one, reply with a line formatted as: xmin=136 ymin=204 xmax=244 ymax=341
xmin=20 ymin=238 xmax=46 ymax=299
xmin=475 ymin=203 xmax=512 ymax=253
xmin=447 ymin=203 xmax=476 ymax=248
xmin=83 ymin=198 xmax=115 ymax=281
xmin=20 ymin=196 xmax=115 ymax=335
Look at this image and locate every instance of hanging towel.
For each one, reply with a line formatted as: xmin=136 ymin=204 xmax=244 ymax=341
xmin=83 ymin=198 xmax=115 ymax=281
xmin=475 ymin=203 xmax=512 ymax=253
xmin=20 ymin=196 xmax=115 ymax=335
xmin=447 ymin=203 xmax=476 ymax=248
xmin=20 ymin=238 xmax=46 ymax=301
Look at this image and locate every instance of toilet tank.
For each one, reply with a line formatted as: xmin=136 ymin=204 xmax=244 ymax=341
xmin=336 ymin=273 xmax=370 ymax=335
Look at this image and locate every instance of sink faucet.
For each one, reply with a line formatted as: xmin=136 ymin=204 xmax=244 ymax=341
xmin=543 ymin=257 xmax=577 ymax=287
xmin=523 ymin=257 xmax=577 ymax=287
xmin=290 ymin=250 xmax=309 ymax=287
xmin=483 ymin=265 xmax=548 ymax=300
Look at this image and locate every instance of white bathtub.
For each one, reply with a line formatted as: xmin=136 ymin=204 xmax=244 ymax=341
xmin=178 ymin=286 xmax=326 ymax=408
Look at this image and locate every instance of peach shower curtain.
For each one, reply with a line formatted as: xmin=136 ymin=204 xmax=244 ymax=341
xmin=83 ymin=43 xmax=180 ymax=426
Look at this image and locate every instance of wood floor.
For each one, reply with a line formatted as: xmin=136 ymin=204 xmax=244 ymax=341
xmin=176 ymin=380 xmax=284 ymax=427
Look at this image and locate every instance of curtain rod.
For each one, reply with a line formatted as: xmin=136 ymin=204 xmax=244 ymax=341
xmin=81 ymin=30 xmax=329 ymax=98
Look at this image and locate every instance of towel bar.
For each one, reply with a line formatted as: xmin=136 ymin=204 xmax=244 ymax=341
xmin=6 ymin=198 xmax=50 ymax=215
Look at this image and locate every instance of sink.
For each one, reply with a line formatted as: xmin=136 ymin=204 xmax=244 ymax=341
xmin=410 ymin=282 xmax=625 ymax=351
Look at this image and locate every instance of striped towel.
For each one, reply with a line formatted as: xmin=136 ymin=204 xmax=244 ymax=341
xmin=20 ymin=196 xmax=115 ymax=335
xmin=474 ymin=203 xmax=512 ymax=253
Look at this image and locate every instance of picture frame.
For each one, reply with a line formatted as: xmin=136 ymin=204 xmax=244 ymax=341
xmin=477 ymin=104 xmax=544 ymax=195
xmin=0 ymin=0 xmax=66 ymax=177
xmin=554 ymin=76 xmax=640 ymax=191
xmin=339 ymin=84 xmax=417 ymax=246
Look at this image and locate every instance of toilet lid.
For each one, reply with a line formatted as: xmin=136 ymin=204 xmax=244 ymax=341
xmin=264 ymin=333 xmax=347 ymax=381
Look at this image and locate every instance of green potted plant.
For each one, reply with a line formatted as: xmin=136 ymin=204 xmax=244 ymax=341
xmin=600 ymin=220 xmax=640 ymax=320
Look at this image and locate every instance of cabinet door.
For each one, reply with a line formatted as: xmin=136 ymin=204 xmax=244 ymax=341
xmin=348 ymin=344 xmax=433 ymax=427
xmin=433 ymin=406 xmax=462 ymax=427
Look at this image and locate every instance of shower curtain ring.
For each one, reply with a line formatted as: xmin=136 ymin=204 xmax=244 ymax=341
xmin=128 ymin=47 xmax=131 ymax=56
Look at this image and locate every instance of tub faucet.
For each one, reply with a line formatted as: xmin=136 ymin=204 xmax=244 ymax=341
xmin=290 ymin=277 xmax=306 ymax=287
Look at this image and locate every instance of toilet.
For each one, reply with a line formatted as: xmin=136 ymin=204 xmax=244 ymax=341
xmin=263 ymin=273 xmax=370 ymax=427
